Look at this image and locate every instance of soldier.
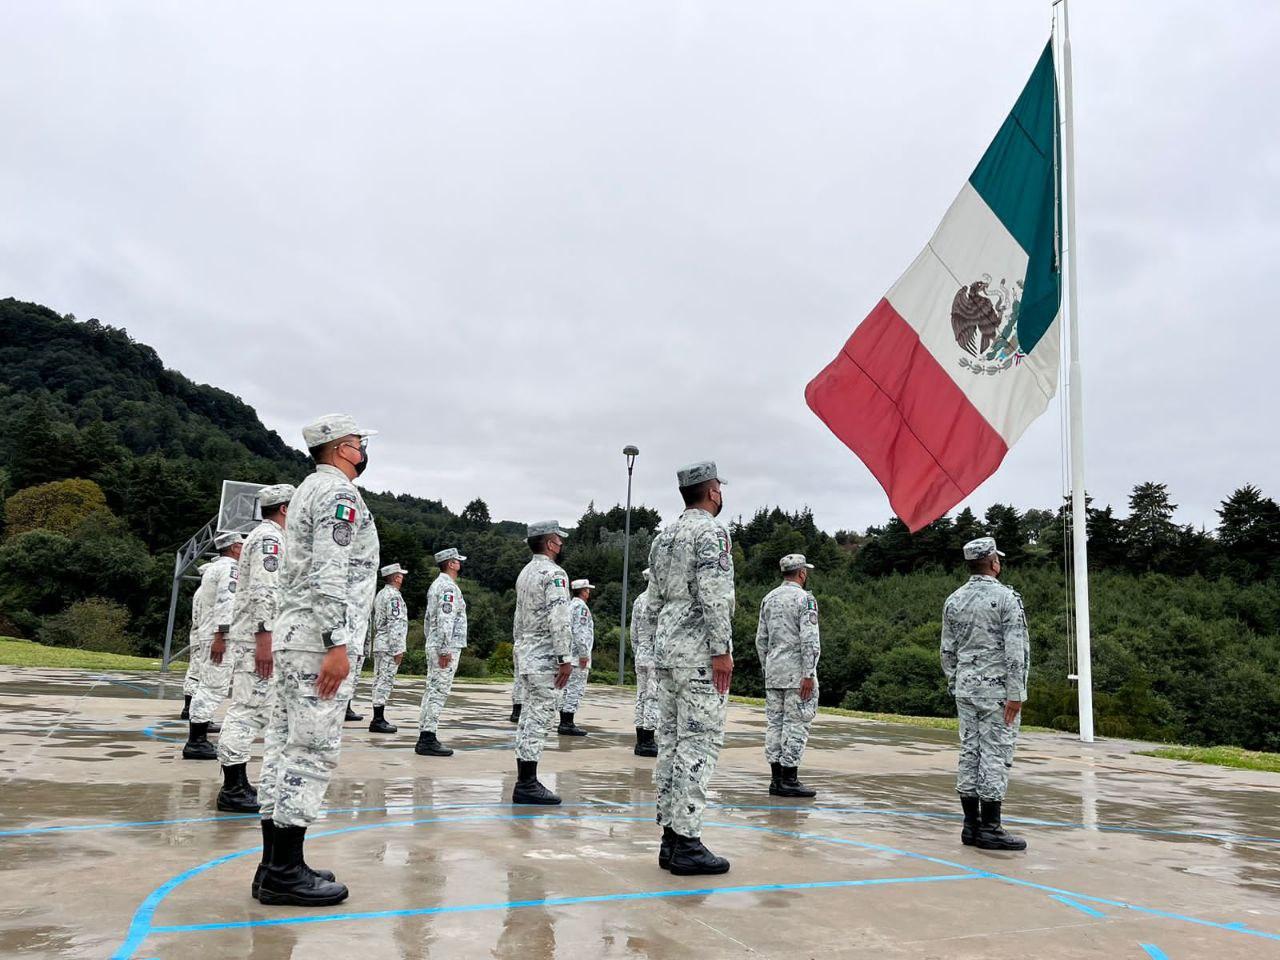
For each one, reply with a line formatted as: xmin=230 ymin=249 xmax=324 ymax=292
xmin=180 ymin=562 xmax=212 ymax=720
xmin=511 ymin=521 xmax=574 ymax=804
xmin=367 ymin=563 xmax=409 ymax=734
xmin=755 ymin=553 xmax=821 ymax=798
xmin=183 ymin=531 xmax=245 ymax=760
xmin=415 ymin=547 xmax=469 ymax=757
xmin=256 ymin=414 xmax=379 ymax=907
xmin=646 ymin=461 xmax=735 ymax=875
xmin=509 ymin=663 xmax=524 ymax=724
xmin=556 ymin=579 xmax=594 ymax=737
xmin=940 ymin=536 xmax=1030 ymax=852
xmin=630 ymin=567 xmax=659 ymax=757
xmin=214 ymin=483 xmax=295 ymax=810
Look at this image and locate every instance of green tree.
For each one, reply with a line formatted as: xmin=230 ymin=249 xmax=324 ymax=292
xmin=1216 ymin=485 xmax=1280 ymax=580
xmin=1125 ymin=482 xmax=1180 ymax=572
xmin=4 ymin=478 xmax=111 ymax=539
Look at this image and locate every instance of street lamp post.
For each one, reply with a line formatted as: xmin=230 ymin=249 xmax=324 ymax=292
xmin=617 ymin=445 xmax=639 ymax=685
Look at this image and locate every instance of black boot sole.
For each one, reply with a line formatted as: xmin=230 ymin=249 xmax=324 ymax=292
xmin=258 ymin=885 xmax=349 ymax=907
xmin=512 ymin=789 xmax=561 ymax=805
xmin=669 ymin=861 xmax=731 ymax=876
xmin=368 ymin=724 xmax=398 ymax=734
xmin=975 ymin=838 xmax=1027 ymax=851
xmin=182 ymin=746 xmax=218 ymax=761
xmin=217 ymin=793 xmax=261 ymax=813
xmin=414 ymin=747 xmax=454 ymax=756
xmin=634 ymin=746 xmax=658 ymax=757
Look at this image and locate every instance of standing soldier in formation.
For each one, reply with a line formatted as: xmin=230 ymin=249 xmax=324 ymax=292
xmin=509 ymin=652 xmax=524 ymax=724
xmin=367 ymin=563 xmax=409 ymax=734
xmin=415 ymin=547 xmax=468 ymax=757
xmin=183 ymin=531 xmax=244 ymax=760
xmin=755 ymin=553 xmax=821 ymax=799
xmin=940 ymin=537 xmax=1030 ymax=852
xmin=556 ymin=578 xmax=594 ymax=737
xmin=255 ymin=414 xmax=379 ymax=907
xmin=511 ymin=521 xmax=574 ymax=804
xmin=630 ymin=567 xmax=659 ymax=757
xmin=647 ymin=461 xmax=735 ymax=876
xmin=180 ymin=561 xmax=212 ymax=720
xmin=214 ymin=484 xmax=295 ymax=810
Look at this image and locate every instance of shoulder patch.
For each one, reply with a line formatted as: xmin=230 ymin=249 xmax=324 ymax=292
xmin=332 ymin=522 xmax=354 ymax=546
xmin=263 ymin=555 xmax=279 ymax=572
xmin=334 ymin=503 xmax=358 ymax=523
xmin=262 ymin=539 xmax=281 ymax=556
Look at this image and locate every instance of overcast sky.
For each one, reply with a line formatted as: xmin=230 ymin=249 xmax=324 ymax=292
xmin=2 ymin=1 xmax=1277 ymax=533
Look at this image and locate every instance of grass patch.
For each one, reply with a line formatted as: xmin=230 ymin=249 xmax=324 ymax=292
xmin=0 ymin=637 xmax=180 ymax=673
xmin=1136 ymin=745 xmax=1280 ymax=774
xmin=730 ymin=695 xmax=1055 ymax=733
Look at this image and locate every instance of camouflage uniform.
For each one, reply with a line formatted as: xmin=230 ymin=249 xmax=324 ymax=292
xmin=647 ymin=508 xmax=735 ymax=838
xmin=181 ymin=564 xmax=213 ymax=697
xmin=189 ymin=554 xmax=240 ymax=723
xmin=756 ymin=580 xmax=821 ymax=766
xmin=940 ymin=574 xmax=1030 ymax=802
xmin=217 ymin=517 xmax=286 ymax=766
xmin=418 ymin=572 xmax=467 ymax=732
xmin=558 ymin=596 xmax=594 ymax=713
xmin=369 ymin=584 xmax=408 ymax=707
xmin=631 ymin=587 xmax=659 ymax=729
xmin=513 ymin=554 xmax=572 ymax=760
xmin=258 ymin=463 xmax=379 ymax=828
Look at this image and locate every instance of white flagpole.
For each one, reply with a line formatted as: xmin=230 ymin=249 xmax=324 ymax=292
xmin=1061 ymin=0 xmax=1095 ymax=743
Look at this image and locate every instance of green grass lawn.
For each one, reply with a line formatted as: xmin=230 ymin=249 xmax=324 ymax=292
xmin=1136 ymin=745 xmax=1280 ymax=774
xmin=0 ymin=637 xmax=180 ymax=672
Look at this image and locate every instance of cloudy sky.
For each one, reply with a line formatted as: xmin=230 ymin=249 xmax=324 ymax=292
xmin=3 ymin=1 xmax=1277 ymax=533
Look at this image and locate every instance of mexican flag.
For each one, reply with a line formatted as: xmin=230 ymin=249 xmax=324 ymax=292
xmin=806 ymin=42 xmax=1061 ymax=532
xmin=334 ymin=503 xmax=357 ymax=523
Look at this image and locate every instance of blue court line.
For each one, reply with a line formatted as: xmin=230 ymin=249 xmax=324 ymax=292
xmin=1140 ymin=945 xmax=1169 ymax=959
xmin=1051 ymin=895 xmax=1107 ymax=918
xmin=101 ymin=676 xmax=161 ymax=695
xmin=152 ymin=873 xmax=980 ymax=934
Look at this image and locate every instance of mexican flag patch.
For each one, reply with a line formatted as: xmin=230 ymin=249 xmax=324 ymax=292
xmin=334 ymin=504 xmax=357 ymax=523
xmin=262 ymin=540 xmax=281 ymax=556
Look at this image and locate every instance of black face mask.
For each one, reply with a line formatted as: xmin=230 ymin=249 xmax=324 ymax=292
xmin=353 ymin=448 xmax=369 ymax=477
xmin=709 ymin=490 xmax=724 ymax=517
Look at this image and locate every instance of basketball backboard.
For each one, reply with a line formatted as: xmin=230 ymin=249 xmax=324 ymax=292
xmin=217 ymin=480 xmax=267 ymax=533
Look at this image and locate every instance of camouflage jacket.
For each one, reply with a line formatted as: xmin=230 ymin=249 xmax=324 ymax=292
xmin=512 ymin=554 xmax=572 ymax=672
xmin=754 ymin=580 xmax=821 ymax=687
xmin=188 ymin=562 xmax=212 ymax=642
xmin=424 ymin=572 xmax=468 ymax=653
xmin=195 ymin=555 xmax=238 ymax=642
xmin=646 ymin=509 xmax=735 ymax=669
xmin=569 ymin=597 xmax=594 ymax=660
xmin=630 ymin=588 xmax=657 ymax=668
xmin=275 ymin=464 xmax=380 ymax=654
xmin=229 ymin=518 xmax=284 ymax=645
xmin=371 ymin=584 xmax=409 ymax=655
xmin=940 ymin=575 xmax=1030 ymax=701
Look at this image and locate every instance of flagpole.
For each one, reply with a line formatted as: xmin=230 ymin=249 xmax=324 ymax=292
xmin=1060 ymin=0 xmax=1095 ymax=743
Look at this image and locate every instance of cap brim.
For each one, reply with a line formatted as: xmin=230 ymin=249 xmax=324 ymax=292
xmin=356 ymin=428 xmax=379 ymax=438
xmin=996 ymin=550 xmax=1006 ymax=557
xmin=457 ymin=555 xmax=467 ymax=562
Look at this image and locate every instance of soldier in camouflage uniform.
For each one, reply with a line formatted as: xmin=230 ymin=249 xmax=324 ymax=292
xmin=556 ymin=579 xmax=594 ymax=736
xmin=214 ymin=484 xmax=296 ymax=811
xmin=367 ymin=563 xmax=409 ymax=734
xmin=631 ymin=567 xmax=659 ymax=757
xmin=756 ymin=553 xmax=821 ymax=798
xmin=183 ymin=531 xmax=245 ymax=759
xmin=415 ymin=547 xmax=468 ymax=756
xmin=256 ymin=414 xmax=379 ymax=907
xmin=180 ymin=562 xmax=213 ymax=719
xmin=940 ymin=536 xmax=1030 ymax=852
xmin=511 ymin=521 xmax=574 ymax=804
xmin=646 ymin=461 xmax=735 ymax=876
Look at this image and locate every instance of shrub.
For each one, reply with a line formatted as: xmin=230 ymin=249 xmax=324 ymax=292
xmin=4 ymin=478 xmax=110 ymax=540
xmin=38 ymin=598 xmax=138 ymax=654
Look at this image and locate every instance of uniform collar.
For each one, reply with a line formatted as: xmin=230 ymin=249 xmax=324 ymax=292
xmin=780 ymin=579 xmax=804 ymax=590
xmin=315 ymin=463 xmax=348 ymax=480
xmin=264 ymin=518 xmax=283 ymax=533
xmin=681 ymin=507 xmax=715 ymax=521
xmin=968 ymin=575 xmax=1000 ymax=584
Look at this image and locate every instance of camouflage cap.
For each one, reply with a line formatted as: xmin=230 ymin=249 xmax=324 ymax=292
xmin=434 ymin=547 xmax=466 ymax=564
xmin=676 ymin=460 xmax=725 ymax=487
xmin=213 ymin=531 xmax=246 ymax=551
xmin=256 ymin=483 xmax=296 ymax=508
xmin=380 ymin=563 xmax=408 ymax=578
xmin=570 ymin=578 xmax=595 ymax=592
xmin=779 ymin=553 xmax=814 ymax=572
xmin=301 ymin=414 xmax=378 ymax=449
xmin=527 ymin=520 xmax=569 ymax=538
xmin=962 ymin=537 xmax=1006 ymax=561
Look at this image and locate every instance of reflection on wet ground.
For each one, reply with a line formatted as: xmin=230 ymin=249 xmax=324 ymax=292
xmin=3 ymin=666 xmax=1280 ymax=959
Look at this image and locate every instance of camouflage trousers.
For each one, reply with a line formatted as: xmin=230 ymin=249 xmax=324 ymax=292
xmin=764 ymin=685 xmax=819 ymax=767
xmin=370 ymin=652 xmax=401 ymax=707
xmin=654 ymin=667 xmax=727 ymax=838
xmin=557 ymin=663 xmax=589 ymax=713
xmin=633 ymin=664 xmax=659 ymax=730
xmin=257 ymin=649 xmax=348 ymax=828
xmin=346 ymin=643 xmax=365 ymax=702
xmin=418 ymin=651 xmax=459 ymax=732
xmin=955 ymin=696 xmax=1021 ymax=802
xmin=514 ymin=672 xmax=557 ymax=761
xmin=182 ymin=639 xmax=204 ymax=696
xmin=216 ymin=644 xmax=275 ymax=766
xmin=189 ymin=641 xmax=232 ymax=723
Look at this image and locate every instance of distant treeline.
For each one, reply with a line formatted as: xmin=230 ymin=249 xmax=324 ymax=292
xmin=2 ymin=299 xmax=1278 ymax=749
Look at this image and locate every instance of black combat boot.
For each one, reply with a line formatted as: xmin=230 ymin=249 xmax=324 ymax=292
xmin=208 ymin=719 xmax=221 ymax=733
xmin=182 ymin=721 xmax=218 ymax=760
xmin=253 ymin=819 xmax=336 ymax=901
xmin=775 ymin=766 xmax=817 ymax=799
xmin=180 ymin=694 xmax=191 ymax=720
xmin=634 ymin=728 xmax=658 ymax=758
xmin=960 ymin=795 xmax=980 ymax=846
xmin=668 ymin=834 xmax=730 ymax=876
xmin=414 ymin=730 xmax=454 ymax=757
xmin=344 ymin=702 xmax=363 ymax=722
xmin=258 ymin=824 xmax=349 ymax=906
xmin=557 ymin=711 xmax=587 ymax=736
xmin=368 ymin=705 xmax=397 ymax=734
xmin=512 ymin=759 xmax=561 ymax=805
xmin=658 ymin=825 xmax=676 ymax=870
xmin=509 ymin=703 xmax=522 ymax=723
xmin=767 ymin=761 xmax=783 ymax=795
xmin=217 ymin=763 xmax=261 ymax=812
xmin=975 ymin=800 xmax=1027 ymax=851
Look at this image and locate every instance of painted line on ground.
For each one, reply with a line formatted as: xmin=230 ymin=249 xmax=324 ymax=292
xmin=1140 ymin=945 xmax=1169 ymax=959
xmin=1051 ymin=895 xmax=1108 ymax=918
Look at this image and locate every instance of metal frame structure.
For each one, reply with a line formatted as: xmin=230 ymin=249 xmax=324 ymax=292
xmin=616 ymin=445 xmax=639 ymax=684
xmin=159 ymin=517 xmax=220 ymax=672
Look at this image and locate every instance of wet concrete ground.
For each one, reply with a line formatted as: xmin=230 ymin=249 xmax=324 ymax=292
xmin=2 ymin=666 xmax=1278 ymax=959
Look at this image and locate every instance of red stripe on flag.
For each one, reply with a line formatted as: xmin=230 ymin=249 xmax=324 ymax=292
xmin=805 ymin=299 xmax=1008 ymax=532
